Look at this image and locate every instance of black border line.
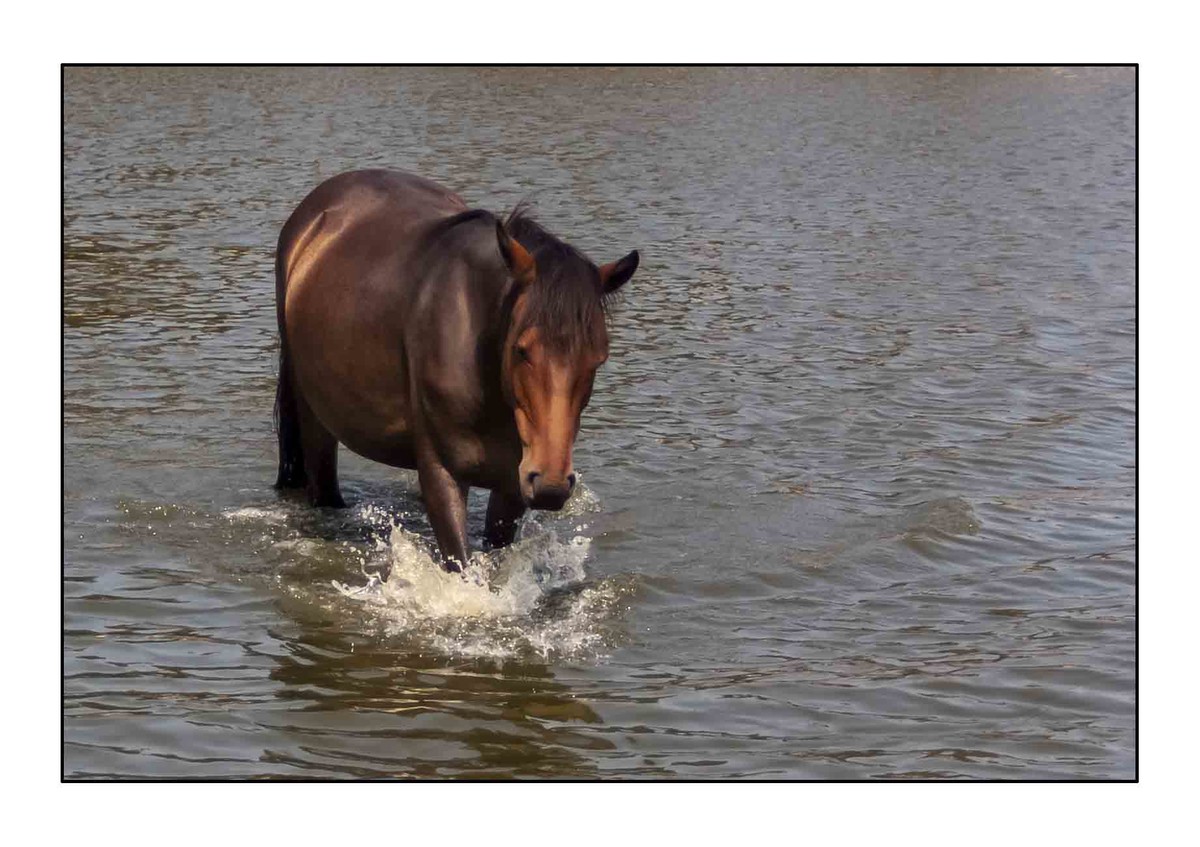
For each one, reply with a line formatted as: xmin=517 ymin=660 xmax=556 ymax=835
xmin=61 ymin=63 xmax=1139 ymax=784
xmin=1132 ymin=62 xmax=1139 ymax=784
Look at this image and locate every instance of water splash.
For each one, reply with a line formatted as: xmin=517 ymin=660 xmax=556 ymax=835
xmin=332 ymin=516 xmax=626 ymax=661
xmin=221 ymin=478 xmax=626 ymax=660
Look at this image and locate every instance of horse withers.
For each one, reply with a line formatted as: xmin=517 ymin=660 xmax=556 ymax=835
xmin=273 ymin=169 xmax=639 ymax=572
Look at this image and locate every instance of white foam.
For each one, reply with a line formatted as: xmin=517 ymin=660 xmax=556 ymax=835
xmin=274 ymin=538 xmax=325 ymax=556
xmin=225 ymin=505 xmax=290 ymax=524
xmin=334 ymin=519 xmax=621 ymax=660
xmin=227 ymin=480 xmax=622 ymax=660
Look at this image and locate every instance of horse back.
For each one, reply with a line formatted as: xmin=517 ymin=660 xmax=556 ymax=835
xmin=278 ymin=169 xmax=467 ymax=284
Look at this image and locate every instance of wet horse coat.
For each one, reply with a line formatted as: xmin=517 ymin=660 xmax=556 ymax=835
xmin=274 ymin=169 xmax=638 ymax=571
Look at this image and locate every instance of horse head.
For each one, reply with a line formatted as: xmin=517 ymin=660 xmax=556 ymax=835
xmin=495 ymin=211 xmax=639 ymax=510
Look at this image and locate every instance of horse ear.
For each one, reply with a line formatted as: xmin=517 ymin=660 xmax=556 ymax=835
xmin=599 ymin=250 xmax=639 ymax=294
xmin=496 ymin=221 xmax=535 ymax=285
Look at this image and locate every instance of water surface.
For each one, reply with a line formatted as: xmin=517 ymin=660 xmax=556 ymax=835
xmin=64 ymin=67 xmax=1135 ymax=779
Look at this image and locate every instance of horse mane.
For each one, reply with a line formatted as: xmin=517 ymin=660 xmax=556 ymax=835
xmin=504 ymin=203 xmax=610 ymax=355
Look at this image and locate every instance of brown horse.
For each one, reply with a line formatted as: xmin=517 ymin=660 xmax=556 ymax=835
xmin=273 ymin=169 xmax=639 ymax=572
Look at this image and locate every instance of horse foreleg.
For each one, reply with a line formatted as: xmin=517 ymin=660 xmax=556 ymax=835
xmin=484 ymin=489 xmax=526 ymax=549
xmin=416 ymin=454 xmax=470 ymax=572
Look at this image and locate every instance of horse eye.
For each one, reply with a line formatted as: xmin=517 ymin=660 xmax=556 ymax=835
xmin=515 ymin=345 xmax=531 ymax=363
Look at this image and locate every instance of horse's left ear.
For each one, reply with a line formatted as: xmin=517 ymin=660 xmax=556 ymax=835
xmin=599 ymin=250 xmax=639 ymax=294
xmin=496 ymin=220 xmax=535 ymax=285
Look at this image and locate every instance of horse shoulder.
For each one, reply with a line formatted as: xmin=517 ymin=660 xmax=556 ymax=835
xmin=407 ymin=279 xmax=487 ymax=419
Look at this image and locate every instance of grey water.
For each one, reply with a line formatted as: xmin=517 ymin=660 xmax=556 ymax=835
xmin=63 ymin=67 xmax=1136 ymax=779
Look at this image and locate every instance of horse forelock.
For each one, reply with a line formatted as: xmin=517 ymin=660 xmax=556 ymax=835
xmin=505 ymin=206 xmax=611 ymax=357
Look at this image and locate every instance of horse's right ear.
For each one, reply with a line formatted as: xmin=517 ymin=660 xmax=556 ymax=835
xmin=496 ymin=221 xmax=535 ymax=285
xmin=599 ymin=250 xmax=639 ymax=294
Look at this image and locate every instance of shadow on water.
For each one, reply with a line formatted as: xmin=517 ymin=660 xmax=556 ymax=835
xmin=260 ymin=618 xmax=615 ymax=779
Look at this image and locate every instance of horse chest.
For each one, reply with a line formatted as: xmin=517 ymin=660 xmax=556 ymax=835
xmin=433 ymin=415 xmax=520 ymax=489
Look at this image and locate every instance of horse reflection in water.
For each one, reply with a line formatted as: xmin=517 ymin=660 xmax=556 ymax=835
xmin=266 ymin=622 xmax=635 ymax=778
xmin=273 ymin=170 xmax=639 ymax=572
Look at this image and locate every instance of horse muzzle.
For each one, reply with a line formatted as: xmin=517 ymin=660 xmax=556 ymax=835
xmin=523 ymin=472 xmax=576 ymax=511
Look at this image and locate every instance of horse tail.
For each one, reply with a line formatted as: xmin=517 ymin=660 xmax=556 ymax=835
xmin=273 ymin=240 xmax=306 ymax=489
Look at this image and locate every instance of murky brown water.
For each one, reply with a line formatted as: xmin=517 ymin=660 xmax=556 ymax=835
xmin=64 ymin=67 xmax=1135 ymax=779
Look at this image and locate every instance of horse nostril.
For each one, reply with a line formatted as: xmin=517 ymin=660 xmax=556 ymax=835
xmin=526 ymin=471 xmax=541 ymax=489
xmin=567 ymin=473 xmax=577 ymax=491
